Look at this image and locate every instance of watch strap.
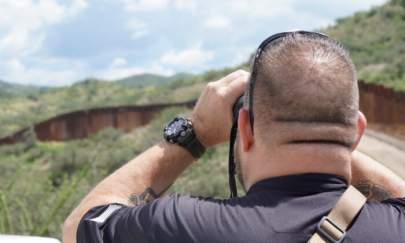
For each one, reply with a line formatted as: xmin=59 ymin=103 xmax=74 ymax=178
xmin=184 ymin=133 xmax=206 ymax=159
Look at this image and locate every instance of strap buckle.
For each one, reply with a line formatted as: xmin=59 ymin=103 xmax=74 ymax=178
xmin=316 ymin=216 xmax=346 ymax=243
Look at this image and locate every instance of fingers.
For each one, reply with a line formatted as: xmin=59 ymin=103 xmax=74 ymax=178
xmin=225 ymin=73 xmax=249 ymax=100
xmin=191 ymin=70 xmax=250 ymax=147
xmin=204 ymin=69 xmax=250 ymax=103
xmin=217 ymin=69 xmax=250 ymax=85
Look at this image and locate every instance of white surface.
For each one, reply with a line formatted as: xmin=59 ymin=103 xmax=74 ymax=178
xmin=358 ymin=134 xmax=405 ymax=179
xmin=0 ymin=235 xmax=60 ymax=243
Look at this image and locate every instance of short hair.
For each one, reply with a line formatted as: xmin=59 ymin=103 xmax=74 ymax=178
xmin=251 ymin=33 xmax=359 ymax=147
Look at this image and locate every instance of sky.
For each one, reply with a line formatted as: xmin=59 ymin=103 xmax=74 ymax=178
xmin=0 ymin=0 xmax=388 ymax=87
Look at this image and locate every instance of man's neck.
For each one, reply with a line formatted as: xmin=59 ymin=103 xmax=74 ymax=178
xmin=245 ymin=144 xmax=352 ymax=191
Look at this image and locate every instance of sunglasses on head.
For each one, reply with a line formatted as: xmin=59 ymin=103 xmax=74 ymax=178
xmin=228 ymin=30 xmax=331 ymax=198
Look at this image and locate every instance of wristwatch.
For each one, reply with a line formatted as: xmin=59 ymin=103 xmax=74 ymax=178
xmin=163 ymin=117 xmax=206 ymax=159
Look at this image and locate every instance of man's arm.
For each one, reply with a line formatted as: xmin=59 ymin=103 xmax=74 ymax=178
xmin=351 ymin=150 xmax=405 ymax=201
xmin=62 ymin=70 xmax=249 ymax=243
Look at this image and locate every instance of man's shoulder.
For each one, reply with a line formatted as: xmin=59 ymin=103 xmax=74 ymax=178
xmin=156 ymin=192 xmax=247 ymax=206
xmin=151 ymin=193 xmax=247 ymax=215
xmin=344 ymin=197 xmax=405 ymax=242
xmin=363 ymin=197 xmax=405 ymax=214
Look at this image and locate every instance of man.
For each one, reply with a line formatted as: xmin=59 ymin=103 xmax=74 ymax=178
xmin=63 ymin=31 xmax=405 ymax=243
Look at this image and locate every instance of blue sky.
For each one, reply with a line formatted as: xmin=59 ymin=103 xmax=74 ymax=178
xmin=0 ymin=0 xmax=387 ymax=86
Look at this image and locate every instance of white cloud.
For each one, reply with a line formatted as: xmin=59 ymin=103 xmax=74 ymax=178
xmin=121 ymin=0 xmax=170 ymax=12
xmin=121 ymin=0 xmax=197 ymax=12
xmin=0 ymin=0 xmax=87 ymax=57
xmin=1 ymin=58 xmax=86 ymax=86
xmin=111 ymin=58 xmax=128 ymax=67
xmin=173 ymin=0 xmax=197 ymax=10
xmin=67 ymin=0 xmax=88 ymax=16
xmin=0 ymin=0 xmax=88 ymax=86
xmin=126 ymin=19 xmax=149 ymax=39
xmin=204 ymin=16 xmax=231 ymax=29
xmin=227 ymin=0 xmax=293 ymax=17
xmin=4 ymin=59 xmax=25 ymax=73
xmin=0 ymin=0 xmax=389 ymax=86
xmin=160 ymin=47 xmax=215 ymax=68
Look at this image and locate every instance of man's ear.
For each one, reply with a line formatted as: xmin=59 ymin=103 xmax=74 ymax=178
xmin=238 ymin=108 xmax=254 ymax=152
xmin=352 ymin=111 xmax=367 ymax=151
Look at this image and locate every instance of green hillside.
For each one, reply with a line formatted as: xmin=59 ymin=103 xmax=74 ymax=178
xmin=0 ymin=68 xmax=234 ymax=238
xmin=0 ymin=80 xmax=46 ymax=98
xmin=324 ymin=0 xmax=405 ymax=92
xmin=117 ymin=73 xmax=193 ymax=87
xmin=0 ymin=0 xmax=403 ymax=239
xmin=0 ymin=68 xmax=232 ymax=138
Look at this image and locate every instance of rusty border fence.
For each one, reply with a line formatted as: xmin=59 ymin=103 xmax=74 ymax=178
xmin=0 ymin=101 xmax=196 ymax=145
xmin=359 ymin=81 xmax=405 ymax=124
xmin=0 ymin=81 xmax=404 ymax=146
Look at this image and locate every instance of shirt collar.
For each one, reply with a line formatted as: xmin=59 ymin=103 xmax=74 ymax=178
xmin=247 ymin=173 xmax=348 ymax=196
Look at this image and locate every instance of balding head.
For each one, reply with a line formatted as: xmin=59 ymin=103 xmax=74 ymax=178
xmin=251 ymin=32 xmax=359 ymax=148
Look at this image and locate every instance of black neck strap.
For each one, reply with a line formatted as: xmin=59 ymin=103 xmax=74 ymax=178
xmin=228 ymin=121 xmax=239 ymax=198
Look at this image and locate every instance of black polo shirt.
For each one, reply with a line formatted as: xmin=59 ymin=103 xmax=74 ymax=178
xmin=77 ymin=173 xmax=405 ymax=243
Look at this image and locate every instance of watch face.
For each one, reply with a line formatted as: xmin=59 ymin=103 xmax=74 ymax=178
xmin=164 ymin=117 xmax=191 ymax=143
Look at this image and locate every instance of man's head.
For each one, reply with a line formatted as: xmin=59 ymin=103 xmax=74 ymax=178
xmin=235 ymin=32 xmax=366 ymax=191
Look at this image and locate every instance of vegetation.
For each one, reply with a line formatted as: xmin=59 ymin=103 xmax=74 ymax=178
xmin=0 ymin=0 xmax=403 ymax=239
xmin=0 ymin=80 xmax=48 ymax=98
xmin=0 ymin=108 xmax=231 ymax=238
xmin=324 ymin=0 xmax=405 ymax=92
xmin=117 ymin=73 xmax=193 ymax=87
xmin=0 ymin=66 xmax=238 ymax=238
xmin=0 ymin=68 xmax=237 ymax=138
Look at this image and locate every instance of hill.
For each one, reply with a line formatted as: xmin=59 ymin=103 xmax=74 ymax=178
xmin=324 ymin=0 xmax=405 ymax=92
xmin=0 ymin=80 xmax=46 ymax=98
xmin=117 ymin=73 xmax=193 ymax=87
xmin=0 ymin=68 xmax=232 ymax=138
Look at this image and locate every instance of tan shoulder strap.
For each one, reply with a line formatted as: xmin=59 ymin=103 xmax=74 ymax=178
xmin=307 ymin=185 xmax=367 ymax=243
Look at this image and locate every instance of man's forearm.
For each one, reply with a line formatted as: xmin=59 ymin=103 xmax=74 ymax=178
xmin=351 ymin=150 xmax=405 ymax=201
xmin=63 ymin=141 xmax=195 ymax=243
xmin=63 ymin=70 xmax=250 ymax=243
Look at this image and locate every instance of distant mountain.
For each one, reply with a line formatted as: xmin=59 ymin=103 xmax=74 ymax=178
xmin=0 ymin=80 xmax=47 ymax=98
xmin=0 ymin=72 xmax=193 ymax=98
xmin=0 ymin=79 xmax=14 ymax=89
xmin=117 ymin=73 xmax=193 ymax=87
xmin=0 ymin=79 xmax=22 ymax=95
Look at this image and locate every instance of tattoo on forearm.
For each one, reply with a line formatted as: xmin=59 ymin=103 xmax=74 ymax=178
xmin=354 ymin=180 xmax=393 ymax=202
xmin=129 ymin=187 xmax=159 ymax=206
xmin=129 ymin=185 xmax=172 ymax=206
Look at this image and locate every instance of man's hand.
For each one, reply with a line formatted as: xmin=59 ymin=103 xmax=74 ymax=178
xmin=192 ymin=70 xmax=250 ymax=148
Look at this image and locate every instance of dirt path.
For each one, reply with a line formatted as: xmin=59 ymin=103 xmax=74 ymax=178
xmin=358 ymin=130 xmax=405 ymax=179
